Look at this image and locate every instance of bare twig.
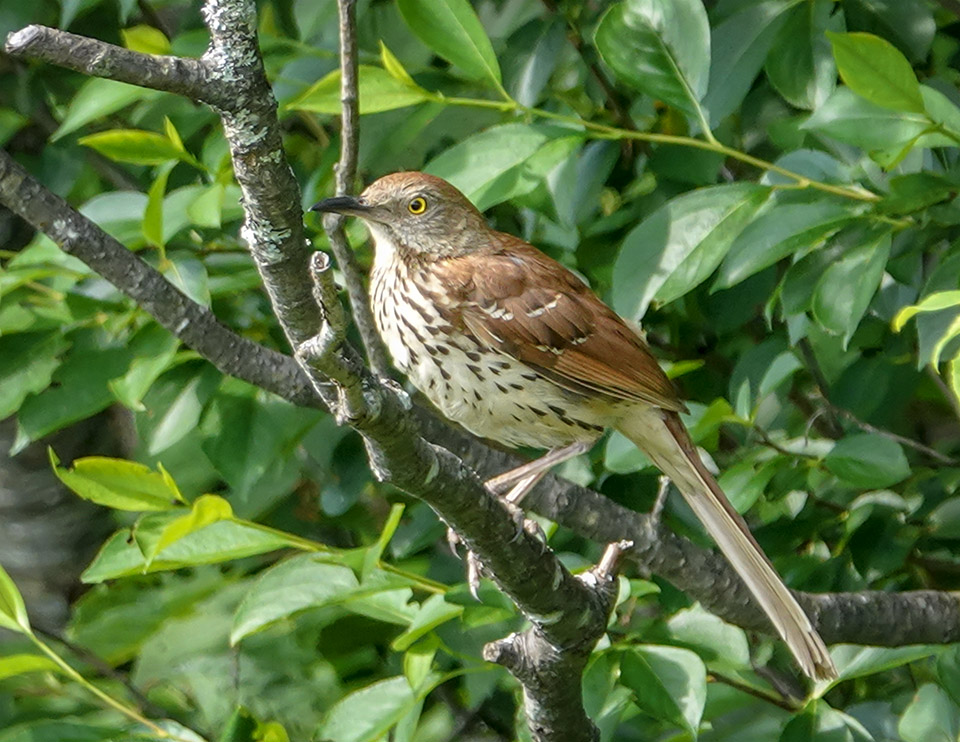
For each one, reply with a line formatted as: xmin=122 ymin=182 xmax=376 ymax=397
xmin=324 ymin=0 xmax=391 ymax=378
xmin=798 ymin=339 xmax=958 ymax=465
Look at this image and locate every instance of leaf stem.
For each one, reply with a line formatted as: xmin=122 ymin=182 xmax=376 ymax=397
xmin=435 ymin=95 xmax=881 ymax=203
xmin=27 ymin=633 xmax=191 ymax=741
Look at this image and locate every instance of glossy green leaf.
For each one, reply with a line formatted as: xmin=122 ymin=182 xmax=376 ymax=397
xmin=812 ymin=228 xmax=891 ymax=343
xmin=765 ymin=0 xmax=837 ymax=110
xmin=50 ymin=451 xmax=183 ymax=511
xmin=701 ymin=0 xmax=794 ymax=126
xmin=403 ymin=636 xmax=439 ymax=692
xmin=824 ymin=434 xmax=910 ymax=489
xmin=842 ymin=0 xmax=935 ymax=64
xmin=938 ymin=646 xmax=960 ymax=707
xmin=380 ymin=41 xmax=418 ymax=88
xmin=0 ymin=655 xmax=62 ymax=681
xmin=287 ymin=66 xmax=430 ymax=115
xmin=716 ymin=197 xmax=862 ymax=289
xmin=899 ymin=684 xmax=960 ymax=742
xmin=362 ymin=503 xmax=405 ymax=580
xmin=802 ymin=87 xmax=931 ymax=151
xmin=78 ymin=129 xmax=185 ymax=165
xmin=52 ymin=78 xmax=160 ymax=140
xmin=397 ymin=0 xmax=501 ymax=86
xmin=613 ymin=184 xmax=770 ymax=320
xmin=595 ymin=0 xmax=710 ymax=119
xmin=620 ymin=645 xmax=706 ymax=736
xmin=828 ymin=32 xmax=923 ymax=113
xmin=0 ymin=563 xmax=30 ymax=635
xmin=426 ymin=124 xmax=579 ymax=211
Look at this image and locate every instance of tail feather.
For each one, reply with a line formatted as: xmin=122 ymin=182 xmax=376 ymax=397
xmin=618 ymin=408 xmax=837 ymax=682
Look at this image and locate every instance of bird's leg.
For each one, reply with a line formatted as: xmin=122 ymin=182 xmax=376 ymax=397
xmin=485 ymin=441 xmax=591 ymax=500
xmin=450 ymin=441 xmax=591 ymax=599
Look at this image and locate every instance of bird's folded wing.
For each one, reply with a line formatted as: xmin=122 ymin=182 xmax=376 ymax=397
xmin=437 ymin=239 xmax=684 ymax=412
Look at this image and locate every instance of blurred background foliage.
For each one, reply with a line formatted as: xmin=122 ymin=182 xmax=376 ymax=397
xmin=3 ymin=0 xmax=960 ymax=739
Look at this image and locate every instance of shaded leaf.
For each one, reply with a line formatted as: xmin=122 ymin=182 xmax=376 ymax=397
xmin=620 ymin=645 xmax=706 ymax=736
xmin=0 ymin=563 xmax=30 ymax=635
xmin=397 ymin=0 xmax=501 ymax=86
xmin=824 ymin=434 xmax=910 ymax=489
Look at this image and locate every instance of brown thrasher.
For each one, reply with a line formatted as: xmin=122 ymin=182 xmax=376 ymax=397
xmin=313 ymin=171 xmax=837 ymax=681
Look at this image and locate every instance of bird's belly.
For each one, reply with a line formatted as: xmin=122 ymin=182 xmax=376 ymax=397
xmin=373 ymin=274 xmax=611 ymax=450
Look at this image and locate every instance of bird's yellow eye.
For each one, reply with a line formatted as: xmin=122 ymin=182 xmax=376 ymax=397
xmin=408 ymin=197 xmax=427 ymax=215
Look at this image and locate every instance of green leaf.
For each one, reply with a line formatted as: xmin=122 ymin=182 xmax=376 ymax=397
xmin=426 ymin=124 xmax=579 ymax=211
xmin=16 ymin=342 xmax=134 ymax=445
xmin=829 ymin=645 xmax=943 ymax=685
xmin=108 ymin=326 xmax=180 ymax=410
xmin=938 ymin=646 xmax=960 ymax=707
xmin=143 ymin=162 xmax=173 ymax=249
xmin=231 ymin=555 xmax=418 ymax=644
xmin=187 ymin=183 xmax=226 ymax=228
xmin=397 ymin=0 xmax=501 ymax=87
xmin=286 ymin=66 xmax=430 ymax=115
xmin=0 ymin=655 xmax=62 ymax=681
xmin=0 ymin=109 xmax=28 ymax=147
xmin=78 ymin=129 xmax=185 ymax=166
xmin=380 ymin=41 xmax=418 ymax=88
xmin=121 ymin=24 xmax=170 ymax=54
xmin=319 ymin=676 xmax=432 ymax=742
xmin=842 ymin=0 xmax=935 ymax=64
xmin=403 ymin=636 xmax=439 ymax=692
xmin=612 ymin=184 xmax=770 ymax=320
xmin=595 ymin=0 xmax=710 ymax=120
xmin=824 ymin=434 xmax=910 ymax=489
xmin=715 ymin=196 xmax=862 ymax=289
xmin=780 ymin=702 xmax=874 ymax=742
xmin=81 ymin=519 xmax=299 ymax=582
xmin=928 ymin=497 xmax=960 ymax=539
xmin=827 ymin=31 xmax=923 ymax=113
xmin=391 ymin=593 xmax=463 ymax=651
xmin=666 ymin=604 xmax=750 ymax=669
xmin=52 ymin=78 xmax=160 ymax=141
xmin=363 ymin=503 xmax=405 ymax=580
xmin=893 ymin=290 xmax=960 ymax=332
xmin=0 ymin=563 xmax=31 ymax=635
xmin=802 ymin=87 xmax=931 ymax=151
xmin=701 ymin=0 xmax=795 ymax=126
xmin=899 ymin=684 xmax=960 ymax=742
xmin=145 ymin=494 xmax=235 ymax=566
xmin=620 ymin=645 xmax=706 ymax=737
xmin=811 ymin=227 xmax=892 ymax=344
xmin=0 ymin=332 xmax=68 ymax=419
xmin=0 ymin=721 xmax=120 ymax=742
xmin=765 ymin=0 xmax=837 ymax=110
xmin=50 ymin=451 xmax=184 ymax=511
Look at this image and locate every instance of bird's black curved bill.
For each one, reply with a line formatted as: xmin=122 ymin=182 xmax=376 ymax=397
xmin=310 ymin=196 xmax=368 ymax=215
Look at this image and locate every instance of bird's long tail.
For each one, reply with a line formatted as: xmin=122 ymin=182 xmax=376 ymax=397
xmin=617 ymin=407 xmax=837 ymax=681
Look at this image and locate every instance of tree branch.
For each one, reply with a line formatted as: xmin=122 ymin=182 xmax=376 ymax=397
xmin=324 ymin=0 xmax=391 ymax=378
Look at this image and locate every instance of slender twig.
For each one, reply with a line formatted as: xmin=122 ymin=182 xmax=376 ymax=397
xmin=710 ymin=671 xmax=801 ymax=712
xmin=325 ymin=0 xmax=391 ymax=378
xmin=928 ymin=365 xmax=960 ymax=422
xmin=799 ymin=339 xmax=959 ymax=465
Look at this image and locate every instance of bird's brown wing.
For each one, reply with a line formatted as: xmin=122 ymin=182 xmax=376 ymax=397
xmin=430 ymin=236 xmax=685 ymax=412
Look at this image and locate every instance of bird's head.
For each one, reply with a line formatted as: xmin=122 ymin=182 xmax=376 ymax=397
xmin=311 ymin=171 xmax=487 ymax=259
